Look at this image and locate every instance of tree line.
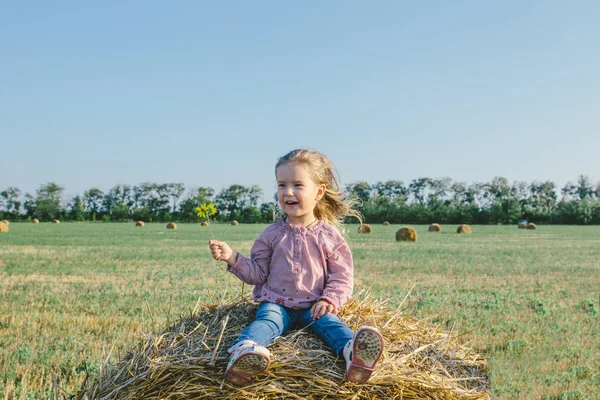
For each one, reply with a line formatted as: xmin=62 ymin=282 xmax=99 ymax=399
xmin=1 ymin=175 xmax=600 ymax=225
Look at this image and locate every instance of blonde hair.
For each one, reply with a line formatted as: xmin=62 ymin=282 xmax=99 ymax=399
xmin=275 ymin=149 xmax=362 ymax=231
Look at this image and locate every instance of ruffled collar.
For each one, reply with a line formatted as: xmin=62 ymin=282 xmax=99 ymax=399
xmin=277 ymin=218 xmax=325 ymax=234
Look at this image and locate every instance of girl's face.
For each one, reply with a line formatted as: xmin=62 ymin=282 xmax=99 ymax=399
xmin=276 ymin=162 xmax=325 ymax=227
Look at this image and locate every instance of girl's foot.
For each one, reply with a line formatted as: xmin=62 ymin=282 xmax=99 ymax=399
xmin=224 ymin=340 xmax=271 ymax=385
xmin=343 ymin=326 xmax=384 ymax=383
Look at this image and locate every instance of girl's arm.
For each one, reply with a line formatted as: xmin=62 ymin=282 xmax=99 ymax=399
xmin=209 ymin=232 xmax=271 ymax=285
xmin=318 ymin=241 xmax=354 ymax=313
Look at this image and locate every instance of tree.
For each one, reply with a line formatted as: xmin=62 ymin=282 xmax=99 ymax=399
xmin=247 ymin=185 xmax=263 ymax=208
xmin=408 ymin=178 xmax=431 ymax=206
xmin=178 ymin=187 xmax=215 ymax=222
xmin=373 ymin=180 xmax=407 ymax=201
xmin=35 ymin=183 xmax=64 ymax=220
xmin=0 ymin=187 xmax=22 ymax=217
xmin=68 ymin=195 xmax=87 ymax=221
xmin=215 ymin=184 xmax=250 ymax=219
xmin=346 ymin=182 xmax=372 ymax=203
xmin=428 ymin=177 xmax=452 ymax=205
xmin=167 ymin=183 xmax=185 ymax=213
xmin=84 ymin=188 xmax=104 ymax=221
xmin=24 ymin=193 xmax=36 ymax=217
xmin=488 ymin=177 xmax=513 ymax=201
xmin=561 ymin=182 xmax=577 ymax=200
xmin=103 ymin=184 xmax=133 ymax=219
xmin=575 ymin=175 xmax=594 ymax=200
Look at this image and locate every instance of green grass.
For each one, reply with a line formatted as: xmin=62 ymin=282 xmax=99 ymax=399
xmin=0 ymin=222 xmax=598 ymax=399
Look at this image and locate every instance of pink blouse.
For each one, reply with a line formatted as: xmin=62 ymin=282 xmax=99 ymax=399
xmin=227 ymin=219 xmax=354 ymax=312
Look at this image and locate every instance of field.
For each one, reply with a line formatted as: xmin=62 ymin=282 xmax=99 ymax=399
xmin=0 ymin=222 xmax=598 ymax=399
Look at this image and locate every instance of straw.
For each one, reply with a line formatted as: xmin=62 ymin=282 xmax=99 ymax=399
xmin=77 ymin=293 xmax=490 ymax=399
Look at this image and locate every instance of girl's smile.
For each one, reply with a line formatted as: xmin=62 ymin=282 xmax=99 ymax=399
xmin=276 ymin=162 xmax=325 ymax=227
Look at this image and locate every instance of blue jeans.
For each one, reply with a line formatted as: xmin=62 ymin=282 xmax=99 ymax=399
xmin=234 ymin=302 xmax=354 ymax=355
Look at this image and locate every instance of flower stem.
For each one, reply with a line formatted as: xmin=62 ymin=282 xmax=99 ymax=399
xmin=207 ymin=215 xmax=224 ymax=271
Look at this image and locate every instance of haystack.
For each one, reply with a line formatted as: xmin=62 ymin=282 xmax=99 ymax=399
xmin=201 ymin=221 xmax=209 ymax=227
xmin=382 ymin=221 xmax=390 ymax=226
xmin=77 ymin=294 xmax=490 ymax=400
xmin=33 ymin=218 xmax=40 ymax=224
xmin=2 ymin=220 xmax=9 ymax=225
xmin=518 ymin=223 xmax=527 ymax=229
xmin=526 ymin=223 xmax=537 ymax=230
xmin=231 ymin=220 xmax=239 ymax=226
xmin=135 ymin=221 xmax=145 ymax=227
xmin=166 ymin=222 xmax=177 ymax=230
xmin=358 ymin=224 xmax=372 ymax=234
xmin=53 ymin=219 xmax=60 ymax=224
xmin=396 ymin=227 xmax=417 ymax=242
xmin=0 ymin=222 xmax=8 ymax=233
xmin=428 ymin=223 xmax=441 ymax=232
xmin=456 ymin=224 xmax=471 ymax=234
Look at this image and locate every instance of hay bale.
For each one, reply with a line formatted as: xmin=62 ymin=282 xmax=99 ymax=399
xmin=33 ymin=218 xmax=39 ymax=224
xmin=457 ymin=224 xmax=472 ymax=234
xmin=53 ymin=219 xmax=60 ymax=224
xmin=358 ymin=224 xmax=372 ymax=234
xmin=396 ymin=226 xmax=417 ymax=242
xmin=201 ymin=221 xmax=209 ymax=227
xmin=0 ymin=221 xmax=8 ymax=233
xmin=518 ymin=223 xmax=528 ymax=229
xmin=382 ymin=221 xmax=390 ymax=226
xmin=428 ymin=223 xmax=441 ymax=232
xmin=77 ymin=294 xmax=490 ymax=400
xmin=2 ymin=220 xmax=9 ymax=225
xmin=231 ymin=220 xmax=239 ymax=226
xmin=526 ymin=223 xmax=537 ymax=230
xmin=136 ymin=221 xmax=145 ymax=227
xmin=166 ymin=222 xmax=177 ymax=230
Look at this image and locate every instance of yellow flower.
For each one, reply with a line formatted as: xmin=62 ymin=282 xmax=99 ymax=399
xmin=195 ymin=202 xmax=218 ymax=219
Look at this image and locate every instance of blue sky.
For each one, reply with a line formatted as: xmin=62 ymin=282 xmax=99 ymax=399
xmin=2 ymin=1 xmax=599 ymax=202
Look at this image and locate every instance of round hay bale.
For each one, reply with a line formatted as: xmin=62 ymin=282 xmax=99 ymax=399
xmin=136 ymin=221 xmax=145 ymax=227
xmin=457 ymin=224 xmax=472 ymax=234
xmin=0 ymin=221 xmax=8 ymax=233
xmin=77 ymin=294 xmax=490 ymax=399
xmin=396 ymin=226 xmax=417 ymax=242
xmin=33 ymin=218 xmax=40 ymax=224
xmin=358 ymin=224 xmax=372 ymax=234
xmin=428 ymin=223 xmax=441 ymax=232
xmin=166 ymin=222 xmax=177 ymax=230
xmin=526 ymin=222 xmax=537 ymax=230
xmin=231 ymin=220 xmax=239 ymax=226
xmin=201 ymin=221 xmax=209 ymax=227
xmin=53 ymin=219 xmax=60 ymax=224
xmin=382 ymin=221 xmax=390 ymax=226
xmin=2 ymin=220 xmax=9 ymax=225
xmin=518 ymin=223 xmax=528 ymax=229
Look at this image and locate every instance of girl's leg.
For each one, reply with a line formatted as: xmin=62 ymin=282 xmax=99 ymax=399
xmin=234 ymin=302 xmax=293 ymax=347
xmin=297 ymin=310 xmax=384 ymax=383
xmin=225 ymin=302 xmax=294 ymax=385
xmin=297 ymin=309 xmax=353 ymax=355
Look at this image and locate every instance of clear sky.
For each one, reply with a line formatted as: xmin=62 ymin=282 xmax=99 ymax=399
xmin=2 ymin=1 xmax=599 ymax=203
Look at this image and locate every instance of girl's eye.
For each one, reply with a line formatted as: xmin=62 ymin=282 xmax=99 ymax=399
xmin=295 ymin=184 xmax=304 ymax=188
xmin=278 ymin=184 xmax=285 ymax=188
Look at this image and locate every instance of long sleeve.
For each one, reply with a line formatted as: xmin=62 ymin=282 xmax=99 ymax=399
xmin=227 ymin=230 xmax=271 ymax=285
xmin=318 ymin=240 xmax=354 ymax=312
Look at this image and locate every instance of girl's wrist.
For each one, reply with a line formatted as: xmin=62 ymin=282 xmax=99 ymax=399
xmin=226 ymin=251 xmax=238 ymax=266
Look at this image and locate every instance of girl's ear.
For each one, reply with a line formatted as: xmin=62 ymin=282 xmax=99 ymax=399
xmin=316 ymin=184 xmax=326 ymax=201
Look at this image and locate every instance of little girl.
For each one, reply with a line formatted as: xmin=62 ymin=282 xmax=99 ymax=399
xmin=209 ymin=149 xmax=384 ymax=386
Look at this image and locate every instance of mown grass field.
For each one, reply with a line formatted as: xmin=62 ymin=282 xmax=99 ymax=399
xmin=0 ymin=222 xmax=598 ymax=399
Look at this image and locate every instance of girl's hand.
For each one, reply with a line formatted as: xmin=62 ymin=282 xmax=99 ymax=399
xmin=311 ymin=300 xmax=335 ymax=320
xmin=208 ymin=240 xmax=237 ymax=266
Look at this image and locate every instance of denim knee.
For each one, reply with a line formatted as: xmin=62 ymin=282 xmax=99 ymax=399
xmin=255 ymin=302 xmax=291 ymax=336
xmin=298 ymin=310 xmax=353 ymax=355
